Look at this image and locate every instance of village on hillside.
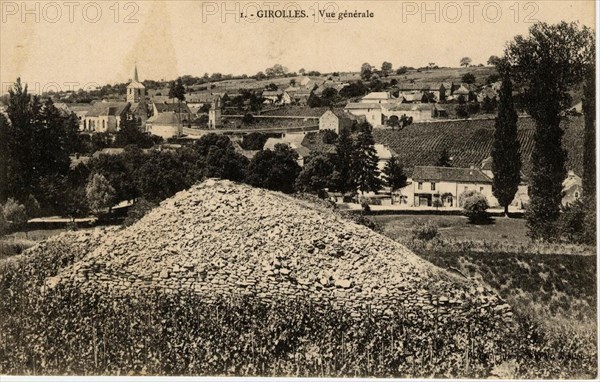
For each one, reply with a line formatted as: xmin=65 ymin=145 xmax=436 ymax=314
xmin=0 ymin=61 xmax=583 ymax=215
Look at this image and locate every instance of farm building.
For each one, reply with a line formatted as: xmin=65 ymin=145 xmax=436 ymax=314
xmin=344 ymin=103 xmax=384 ymax=127
xmin=362 ymin=92 xmax=392 ymax=104
xmin=264 ymin=133 xmax=311 ymax=166
xmin=406 ymin=166 xmax=497 ymax=208
xmin=383 ymin=103 xmax=438 ymax=123
xmin=319 ymin=110 xmax=362 ymax=133
xmin=562 ymin=171 xmax=583 ymax=206
xmin=147 ymin=112 xmax=185 ymax=139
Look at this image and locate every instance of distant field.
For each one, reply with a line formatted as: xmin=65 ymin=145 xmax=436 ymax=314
xmin=374 ymin=214 xmax=597 ymax=343
xmin=372 ymin=215 xmax=530 ymax=244
xmin=372 ymin=116 xmax=584 ymax=177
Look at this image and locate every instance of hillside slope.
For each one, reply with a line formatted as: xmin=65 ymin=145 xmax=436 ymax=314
xmin=372 ymin=116 xmax=584 ymax=177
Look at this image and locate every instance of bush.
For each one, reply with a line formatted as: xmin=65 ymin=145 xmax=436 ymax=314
xmin=411 ymin=220 xmax=439 ymax=241
xmin=361 ymin=202 xmax=371 ymax=214
xmin=461 ymin=191 xmax=490 ymax=223
xmin=321 ymin=129 xmax=338 ymax=144
xmin=123 ymin=198 xmax=158 ymax=227
xmin=455 ymin=104 xmax=469 ymax=118
xmin=556 ymin=197 xmax=595 ymax=245
xmin=2 ymin=198 xmax=28 ymax=230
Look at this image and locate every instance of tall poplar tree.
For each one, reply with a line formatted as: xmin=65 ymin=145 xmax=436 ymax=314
xmin=506 ymin=22 xmax=595 ymax=240
xmin=334 ymin=126 xmax=355 ymax=193
xmin=491 ymin=67 xmax=521 ymax=217
xmin=352 ymin=123 xmax=382 ymax=194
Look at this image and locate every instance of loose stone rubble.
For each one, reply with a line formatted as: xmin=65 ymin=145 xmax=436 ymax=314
xmin=48 ymin=179 xmax=513 ymax=321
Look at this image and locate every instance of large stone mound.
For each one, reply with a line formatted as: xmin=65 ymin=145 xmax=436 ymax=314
xmin=53 ymin=179 xmax=511 ymax=318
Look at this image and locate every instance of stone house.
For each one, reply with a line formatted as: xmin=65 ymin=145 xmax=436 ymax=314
xmin=319 ymin=110 xmax=361 ymax=134
xmin=343 ymin=102 xmax=383 ymax=127
xmin=406 ymin=166 xmax=497 ymax=208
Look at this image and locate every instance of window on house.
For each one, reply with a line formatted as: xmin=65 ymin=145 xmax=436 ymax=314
xmin=418 ymin=182 xmax=423 ymax=190
xmin=480 ymin=187 xmax=484 ymax=192
xmin=431 ymin=182 xmax=436 ymax=191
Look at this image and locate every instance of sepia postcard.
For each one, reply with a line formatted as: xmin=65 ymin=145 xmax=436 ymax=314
xmin=0 ymin=0 xmax=597 ymax=380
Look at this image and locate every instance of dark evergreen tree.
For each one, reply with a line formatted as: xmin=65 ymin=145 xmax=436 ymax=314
xmin=582 ymin=63 xmax=596 ymax=197
xmin=334 ymin=127 xmax=355 ymax=193
xmin=168 ymin=77 xmax=186 ymax=102
xmin=382 ymin=156 xmax=407 ymax=191
xmin=352 ymin=123 xmax=382 ymax=194
xmin=506 ymin=22 xmax=595 ymax=240
xmin=436 ymin=148 xmax=452 ymax=167
xmin=491 ymin=69 xmax=521 ymax=216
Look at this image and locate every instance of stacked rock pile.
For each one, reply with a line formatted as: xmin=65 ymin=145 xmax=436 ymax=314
xmin=50 ymin=179 xmax=513 ymax=321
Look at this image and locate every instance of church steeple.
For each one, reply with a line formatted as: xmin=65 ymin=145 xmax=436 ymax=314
xmin=134 ymin=63 xmax=139 ymax=82
xmin=127 ymin=63 xmax=145 ymax=104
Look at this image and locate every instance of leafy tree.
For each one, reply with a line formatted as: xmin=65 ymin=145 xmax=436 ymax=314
xmin=321 ymin=88 xmax=339 ymax=106
xmin=436 ymin=148 xmax=452 ymax=167
xmin=241 ymin=132 xmax=268 ymax=150
xmin=582 ymin=61 xmax=596 ymax=196
xmin=204 ymin=144 xmax=249 ymax=182
xmin=88 ymin=153 xmax=139 ymax=202
xmin=486 ymin=73 xmax=501 ymax=85
xmin=381 ymin=61 xmax=393 ymax=76
xmin=382 ymin=156 xmax=407 ymax=191
xmin=360 ymin=63 xmax=373 ymax=81
xmin=462 ymin=73 xmax=476 ymax=84
xmin=2 ymin=198 xmax=28 ymax=230
xmin=0 ymin=114 xmax=14 ymax=202
xmin=86 ymin=173 xmax=116 ymax=215
xmin=455 ymin=104 xmax=468 ymax=118
xmin=506 ymin=22 xmax=595 ymax=240
xmin=91 ymin=132 xmax=113 ymax=152
xmin=321 ymin=129 xmax=338 ymax=144
xmin=242 ymin=113 xmax=256 ymax=125
xmin=396 ymin=66 xmax=408 ymax=75
xmin=168 ymin=77 xmax=186 ymax=102
xmin=123 ymin=198 xmax=157 ymax=227
xmin=115 ymin=114 xmax=155 ymax=148
xmin=266 ymin=83 xmax=278 ymax=91
xmin=134 ymin=151 xmax=195 ymax=203
xmin=386 ymin=115 xmax=400 ymax=129
xmin=334 ymin=127 xmax=355 ymax=193
xmin=492 ymin=69 xmax=521 ymax=216
xmin=246 ymin=144 xmax=301 ymax=194
xmin=461 ymin=190 xmax=490 ymax=223
xmin=460 ymin=57 xmax=472 ymax=67
xmin=295 ymin=153 xmax=336 ymax=193
xmin=487 ymin=55 xmax=501 ymax=66
xmin=481 ymin=96 xmax=497 ymax=113
xmin=352 ymin=123 xmax=382 ymax=194
xmin=339 ymin=81 xmax=368 ymax=99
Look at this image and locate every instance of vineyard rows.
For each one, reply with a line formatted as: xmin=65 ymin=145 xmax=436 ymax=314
xmin=372 ymin=116 xmax=584 ymax=177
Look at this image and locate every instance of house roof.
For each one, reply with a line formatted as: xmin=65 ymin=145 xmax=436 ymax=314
xmin=385 ymin=102 xmax=434 ymax=112
xmin=85 ymin=102 xmax=129 ymax=117
xmin=412 ymin=166 xmax=492 ymax=183
xmin=344 ymin=102 xmax=383 ymax=110
xmin=147 ymin=112 xmax=184 ymax=125
xmin=362 ymin=92 xmax=390 ymax=100
xmin=396 ymin=83 xmax=429 ymax=91
xmin=127 ymin=81 xmax=145 ymax=89
xmin=92 ymin=148 xmax=125 ymax=158
xmin=154 ymin=102 xmax=192 ymax=114
xmin=262 ymin=90 xmax=283 ymax=97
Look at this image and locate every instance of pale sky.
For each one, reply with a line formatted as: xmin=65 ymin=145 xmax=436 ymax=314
xmin=0 ymin=0 xmax=595 ymax=93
